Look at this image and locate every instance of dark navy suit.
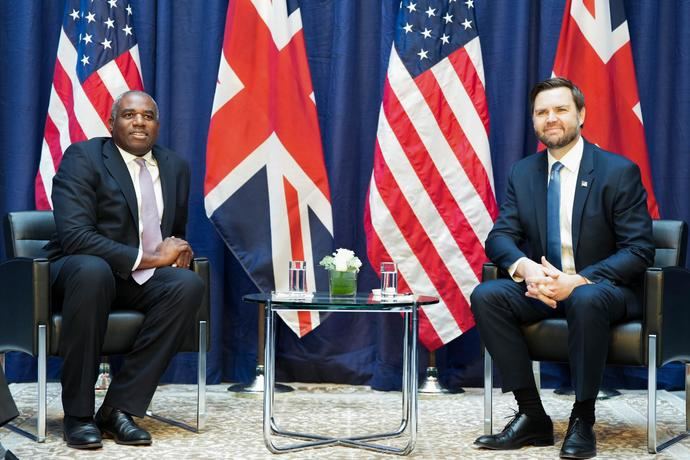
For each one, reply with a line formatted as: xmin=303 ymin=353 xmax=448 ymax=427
xmin=45 ymin=137 xmax=203 ymax=418
xmin=471 ymin=140 xmax=654 ymax=400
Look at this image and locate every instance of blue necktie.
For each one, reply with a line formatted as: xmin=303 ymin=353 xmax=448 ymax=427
xmin=547 ymin=161 xmax=564 ymax=270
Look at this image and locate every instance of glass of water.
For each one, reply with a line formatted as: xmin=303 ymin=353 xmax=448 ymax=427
xmin=380 ymin=262 xmax=397 ymax=298
xmin=288 ymin=260 xmax=307 ymax=294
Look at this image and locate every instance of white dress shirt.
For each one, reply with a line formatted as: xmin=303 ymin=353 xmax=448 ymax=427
xmin=116 ymin=146 xmax=165 ymax=271
xmin=509 ymin=136 xmax=584 ymax=279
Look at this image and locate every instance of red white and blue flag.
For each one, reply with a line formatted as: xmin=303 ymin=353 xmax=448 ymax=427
xmin=205 ymin=0 xmax=333 ymax=336
xmin=36 ymin=0 xmax=143 ymax=210
xmin=365 ymin=0 xmax=498 ymax=351
xmin=553 ymin=0 xmax=659 ymax=217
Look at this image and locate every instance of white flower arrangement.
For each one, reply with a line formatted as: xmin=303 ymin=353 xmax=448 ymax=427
xmin=319 ymin=248 xmax=362 ymax=273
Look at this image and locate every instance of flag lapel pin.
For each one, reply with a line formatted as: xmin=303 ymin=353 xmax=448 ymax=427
xmin=581 ymin=180 xmax=588 ymax=187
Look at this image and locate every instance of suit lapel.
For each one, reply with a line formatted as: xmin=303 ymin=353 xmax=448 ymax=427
xmin=103 ymin=140 xmax=138 ymax=226
xmin=154 ymin=146 xmax=175 ymax=236
xmin=533 ymin=153 xmax=548 ymax=256
xmin=572 ymin=142 xmax=595 ymax=256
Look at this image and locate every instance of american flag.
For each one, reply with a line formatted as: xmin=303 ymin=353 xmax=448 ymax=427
xmin=553 ymin=0 xmax=659 ymax=217
xmin=205 ymin=0 xmax=333 ymax=337
xmin=35 ymin=0 xmax=143 ymax=210
xmin=364 ymin=0 xmax=498 ymax=351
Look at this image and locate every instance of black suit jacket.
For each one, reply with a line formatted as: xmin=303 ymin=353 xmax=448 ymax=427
xmin=485 ymin=140 xmax=654 ymax=303
xmin=44 ymin=137 xmax=191 ymax=279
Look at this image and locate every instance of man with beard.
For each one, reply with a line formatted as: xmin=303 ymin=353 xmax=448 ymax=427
xmin=44 ymin=91 xmax=203 ymax=449
xmin=471 ymin=78 xmax=654 ymax=459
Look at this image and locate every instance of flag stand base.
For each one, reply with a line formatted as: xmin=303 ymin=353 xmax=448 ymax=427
xmin=227 ymin=365 xmax=294 ymax=393
xmin=419 ymin=366 xmax=463 ymax=394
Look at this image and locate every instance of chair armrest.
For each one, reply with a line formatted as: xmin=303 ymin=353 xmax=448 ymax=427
xmin=189 ymin=257 xmax=211 ymax=351
xmin=643 ymin=266 xmax=690 ymax=366
xmin=0 ymin=257 xmax=51 ymax=355
xmin=482 ymin=263 xmax=498 ymax=282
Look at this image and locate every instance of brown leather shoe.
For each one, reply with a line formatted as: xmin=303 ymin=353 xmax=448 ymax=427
xmin=95 ymin=406 xmax=151 ymax=446
xmin=474 ymin=412 xmax=554 ymax=450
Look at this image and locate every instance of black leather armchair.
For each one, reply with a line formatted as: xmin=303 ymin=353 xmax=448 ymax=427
xmin=0 ymin=210 xmax=210 ymax=442
xmin=481 ymin=219 xmax=690 ymax=453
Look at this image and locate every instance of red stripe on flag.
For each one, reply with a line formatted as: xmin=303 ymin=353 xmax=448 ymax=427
xmin=284 ymin=178 xmax=305 ymax=260
xmin=52 ymin=61 xmax=88 ymax=143
xmin=43 ymin=115 xmax=65 ymax=172
xmin=81 ymin=72 xmax=116 ymax=127
xmin=447 ymin=47 xmax=490 ymax=135
xmin=115 ymin=51 xmax=144 ymax=92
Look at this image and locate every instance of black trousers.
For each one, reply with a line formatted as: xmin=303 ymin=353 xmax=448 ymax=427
xmin=471 ymin=278 xmax=636 ymax=401
xmin=51 ymin=254 xmax=204 ymax=418
xmin=0 ymin=367 xmax=18 ymax=427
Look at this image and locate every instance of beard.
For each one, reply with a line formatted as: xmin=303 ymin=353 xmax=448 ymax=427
xmin=536 ymin=124 xmax=581 ymax=150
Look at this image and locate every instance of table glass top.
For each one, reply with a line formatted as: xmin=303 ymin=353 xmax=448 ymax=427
xmin=243 ymin=292 xmax=439 ymax=311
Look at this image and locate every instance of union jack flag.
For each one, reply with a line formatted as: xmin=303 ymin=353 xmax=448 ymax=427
xmin=205 ymin=0 xmax=333 ymax=336
xmin=365 ymin=0 xmax=498 ymax=351
xmin=553 ymin=0 xmax=659 ymax=217
xmin=36 ymin=0 xmax=143 ymax=209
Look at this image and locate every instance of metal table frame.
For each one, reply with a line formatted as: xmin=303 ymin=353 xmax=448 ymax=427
xmin=244 ymin=293 xmax=438 ymax=455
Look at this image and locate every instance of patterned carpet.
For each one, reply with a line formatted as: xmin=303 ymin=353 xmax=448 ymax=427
xmin=0 ymin=382 xmax=688 ymax=459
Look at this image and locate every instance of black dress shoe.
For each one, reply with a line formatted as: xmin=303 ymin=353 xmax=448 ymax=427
xmin=63 ymin=415 xmax=102 ymax=449
xmin=4 ymin=449 xmax=19 ymax=460
xmin=560 ymin=417 xmax=596 ymax=459
xmin=474 ymin=412 xmax=554 ymax=450
xmin=95 ymin=406 xmax=151 ymax=446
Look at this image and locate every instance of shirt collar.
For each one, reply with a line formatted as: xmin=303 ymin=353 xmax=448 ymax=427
xmin=547 ymin=136 xmax=583 ymax=175
xmin=115 ymin=144 xmax=155 ymax=166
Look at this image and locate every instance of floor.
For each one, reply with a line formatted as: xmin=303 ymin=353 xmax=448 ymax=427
xmin=1 ymin=382 xmax=688 ymax=459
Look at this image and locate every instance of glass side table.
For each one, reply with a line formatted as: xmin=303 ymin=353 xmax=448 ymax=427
xmin=243 ymin=292 xmax=439 ymax=455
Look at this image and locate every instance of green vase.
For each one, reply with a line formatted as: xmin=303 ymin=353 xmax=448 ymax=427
xmin=328 ymin=270 xmax=357 ymax=296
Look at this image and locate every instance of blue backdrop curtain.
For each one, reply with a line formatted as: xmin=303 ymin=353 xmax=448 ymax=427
xmin=0 ymin=0 xmax=688 ymax=391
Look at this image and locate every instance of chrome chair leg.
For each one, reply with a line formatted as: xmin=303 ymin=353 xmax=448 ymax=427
xmin=483 ymin=347 xmax=492 ymax=435
xmin=647 ymin=334 xmax=657 ymax=453
xmin=6 ymin=325 xmax=47 ymax=442
xmin=197 ymin=320 xmax=207 ymax=430
xmin=146 ymin=320 xmax=207 ymax=433
xmin=647 ymin=334 xmax=690 ymax=453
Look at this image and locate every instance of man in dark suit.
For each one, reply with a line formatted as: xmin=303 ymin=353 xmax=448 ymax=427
xmin=471 ymin=78 xmax=654 ymax=459
xmin=44 ymin=91 xmax=204 ymax=449
xmin=0 ymin=367 xmax=19 ymax=459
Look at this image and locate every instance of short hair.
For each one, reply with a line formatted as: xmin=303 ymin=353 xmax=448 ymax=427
xmin=110 ymin=90 xmax=159 ymax=121
xmin=529 ymin=77 xmax=585 ymax=113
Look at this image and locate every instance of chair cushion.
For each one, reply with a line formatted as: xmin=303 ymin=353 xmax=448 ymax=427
xmin=51 ymin=311 xmax=145 ymax=355
xmin=522 ymin=319 xmax=645 ymax=366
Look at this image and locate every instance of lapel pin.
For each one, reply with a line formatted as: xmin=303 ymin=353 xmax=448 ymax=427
xmin=581 ymin=180 xmax=588 ymax=187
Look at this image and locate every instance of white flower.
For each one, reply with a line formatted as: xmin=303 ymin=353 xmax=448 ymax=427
xmin=319 ymin=247 xmax=362 ymax=273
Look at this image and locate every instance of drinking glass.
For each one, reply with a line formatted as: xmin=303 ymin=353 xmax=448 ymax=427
xmin=288 ymin=260 xmax=307 ymax=294
xmin=380 ymin=262 xmax=398 ymax=298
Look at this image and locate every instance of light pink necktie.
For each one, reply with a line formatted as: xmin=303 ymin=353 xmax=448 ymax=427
xmin=132 ymin=158 xmax=162 ymax=284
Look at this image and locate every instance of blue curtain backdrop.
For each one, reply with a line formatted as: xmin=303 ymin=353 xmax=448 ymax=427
xmin=1 ymin=1 xmax=688 ymax=391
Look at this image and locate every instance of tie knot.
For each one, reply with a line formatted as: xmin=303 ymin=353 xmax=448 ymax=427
xmin=135 ymin=158 xmax=146 ymax=168
xmin=551 ymin=161 xmax=563 ymax=178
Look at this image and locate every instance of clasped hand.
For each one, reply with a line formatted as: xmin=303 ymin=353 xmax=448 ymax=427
xmin=521 ymin=257 xmax=586 ymax=308
xmin=155 ymin=236 xmax=193 ymax=269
